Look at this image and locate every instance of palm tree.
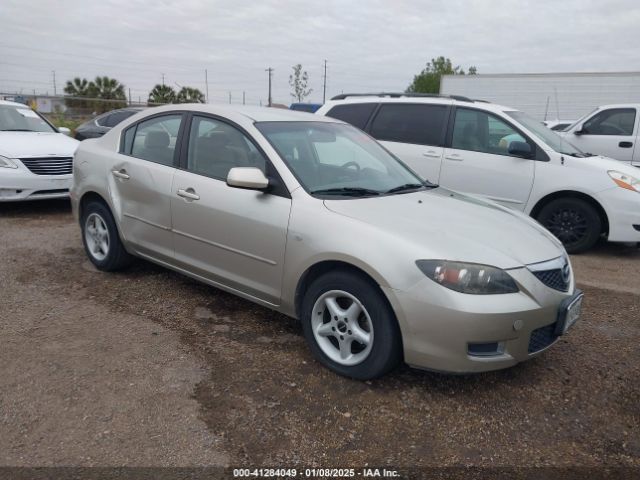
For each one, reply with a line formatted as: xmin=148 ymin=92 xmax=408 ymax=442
xmin=148 ymin=84 xmax=176 ymax=105
xmin=63 ymin=77 xmax=92 ymax=109
xmin=64 ymin=77 xmax=91 ymax=96
xmin=176 ymin=86 xmax=205 ymax=103
xmin=90 ymin=76 xmax=127 ymax=112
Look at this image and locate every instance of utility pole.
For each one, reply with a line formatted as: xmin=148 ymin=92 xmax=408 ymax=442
xmin=204 ymin=69 xmax=209 ymax=104
xmin=265 ymin=67 xmax=273 ymax=107
xmin=52 ymin=70 xmax=57 ymax=96
xmin=322 ymin=60 xmax=327 ymax=103
xmin=228 ymin=91 xmax=232 ymax=104
xmin=242 ymin=91 xmax=246 ymax=105
xmin=128 ymin=88 xmax=132 ymax=106
xmin=161 ymin=73 xmax=165 ymax=86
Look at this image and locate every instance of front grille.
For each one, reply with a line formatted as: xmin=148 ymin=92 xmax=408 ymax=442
xmin=532 ymin=269 xmax=569 ymax=292
xmin=528 ymin=322 xmax=558 ymax=353
xmin=20 ymin=157 xmax=73 ymax=175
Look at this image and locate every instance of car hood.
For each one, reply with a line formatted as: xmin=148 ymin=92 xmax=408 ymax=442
xmin=566 ymin=154 xmax=640 ymax=177
xmin=0 ymin=131 xmax=79 ymax=158
xmin=324 ymin=188 xmax=564 ymax=269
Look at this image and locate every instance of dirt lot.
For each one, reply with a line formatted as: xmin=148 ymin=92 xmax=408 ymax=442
xmin=1 ymin=200 xmax=639 ymax=469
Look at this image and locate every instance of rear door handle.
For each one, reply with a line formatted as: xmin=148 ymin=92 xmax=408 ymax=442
xmin=423 ymin=150 xmax=441 ymax=158
xmin=445 ymin=154 xmax=463 ymax=161
xmin=177 ymin=188 xmax=200 ymax=201
xmin=619 ymin=141 xmax=633 ymax=148
xmin=112 ymin=169 xmax=130 ymax=180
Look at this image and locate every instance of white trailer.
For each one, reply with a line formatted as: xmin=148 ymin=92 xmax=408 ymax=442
xmin=440 ymin=72 xmax=640 ymax=121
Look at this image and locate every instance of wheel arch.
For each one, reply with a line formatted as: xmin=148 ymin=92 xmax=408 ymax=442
xmin=294 ymin=260 xmax=387 ymax=320
xmin=530 ymin=190 xmax=609 ymax=235
xmin=79 ymin=191 xmax=111 ymax=220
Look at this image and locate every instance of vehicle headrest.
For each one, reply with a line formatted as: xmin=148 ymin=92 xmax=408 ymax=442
xmin=145 ymin=130 xmax=170 ymax=148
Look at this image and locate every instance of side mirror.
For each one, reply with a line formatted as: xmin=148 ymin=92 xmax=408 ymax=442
xmin=226 ymin=167 xmax=270 ymax=191
xmin=507 ymin=141 xmax=533 ymax=159
xmin=574 ymin=125 xmax=585 ymax=135
xmin=58 ymin=127 xmax=71 ymax=136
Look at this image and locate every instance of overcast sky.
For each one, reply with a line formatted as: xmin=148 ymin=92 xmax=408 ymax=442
xmin=1 ymin=0 xmax=639 ymax=105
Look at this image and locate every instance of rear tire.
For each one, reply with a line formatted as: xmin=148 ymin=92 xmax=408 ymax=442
xmin=81 ymin=201 xmax=133 ymax=271
xmin=536 ymin=197 xmax=601 ymax=254
xmin=300 ymin=270 xmax=402 ymax=380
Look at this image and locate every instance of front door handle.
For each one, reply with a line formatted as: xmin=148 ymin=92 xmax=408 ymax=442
xmin=112 ymin=169 xmax=130 ymax=180
xmin=423 ymin=150 xmax=441 ymax=158
xmin=619 ymin=141 xmax=633 ymax=148
xmin=445 ymin=154 xmax=463 ymax=161
xmin=177 ymin=188 xmax=200 ymax=201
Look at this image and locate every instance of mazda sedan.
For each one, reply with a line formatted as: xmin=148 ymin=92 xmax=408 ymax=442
xmin=71 ymin=105 xmax=582 ymax=379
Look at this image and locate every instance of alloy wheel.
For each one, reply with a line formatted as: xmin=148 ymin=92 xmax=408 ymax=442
xmin=311 ymin=290 xmax=374 ymax=366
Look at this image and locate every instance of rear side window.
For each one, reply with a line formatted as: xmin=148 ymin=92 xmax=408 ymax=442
xmin=369 ymin=103 xmax=447 ymax=146
xmin=128 ymin=114 xmax=182 ymax=166
xmin=104 ymin=110 xmax=135 ymax=128
xmin=583 ymin=108 xmax=636 ymax=136
xmin=326 ymin=103 xmax=377 ymax=130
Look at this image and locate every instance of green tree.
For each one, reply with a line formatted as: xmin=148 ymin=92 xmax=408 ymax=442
xmin=90 ymin=76 xmax=127 ymax=112
xmin=63 ymin=77 xmax=92 ymax=109
xmin=289 ymin=64 xmax=312 ymax=103
xmin=148 ymin=84 xmax=176 ymax=105
xmin=406 ymin=56 xmax=478 ymax=94
xmin=176 ymin=86 xmax=205 ymax=103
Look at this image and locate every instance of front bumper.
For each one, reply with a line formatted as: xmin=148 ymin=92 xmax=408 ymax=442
xmin=597 ymin=186 xmax=640 ymax=243
xmin=0 ymin=163 xmax=72 ymax=202
xmin=383 ymin=265 xmax=578 ymax=373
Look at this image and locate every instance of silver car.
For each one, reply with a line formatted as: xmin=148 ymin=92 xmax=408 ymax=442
xmin=71 ymin=105 xmax=583 ymax=379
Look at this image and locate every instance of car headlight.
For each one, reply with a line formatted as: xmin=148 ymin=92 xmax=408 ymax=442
xmin=608 ymin=170 xmax=640 ymax=193
xmin=0 ymin=155 xmax=18 ymax=169
xmin=416 ymin=260 xmax=519 ymax=294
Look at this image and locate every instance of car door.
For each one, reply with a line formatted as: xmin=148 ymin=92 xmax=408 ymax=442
xmin=170 ymin=114 xmax=291 ymax=305
xmin=438 ymin=107 xmax=535 ymax=210
xmin=568 ymin=107 xmax=637 ymax=162
xmin=109 ymin=113 xmax=183 ymax=261
xmin=366 ymin=103 xmax=449 ymax=184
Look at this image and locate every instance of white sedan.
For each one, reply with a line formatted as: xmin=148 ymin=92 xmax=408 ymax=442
xmin=0 ymin=100 xmax=79 ymax=201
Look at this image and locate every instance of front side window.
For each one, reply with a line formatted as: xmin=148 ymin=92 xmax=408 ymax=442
xmin=369 ymin=103 xmax=447 ymax=146
xmin=130 ymin=114 xmax=182 ymax=166
xmin=452 ymin=108 xmax=527 ymax=156
xmin=256 ymin=121 xmax=427 ymax=197
xmin=326 ymin=103 xmax=377 ymax=130
xmin=582 ymin=108 xmax=636 ymax=136
xmin=187 ymin=116 xmax=266 ymax=180
xmin=0 ymin=105 xmax=56 ymax=133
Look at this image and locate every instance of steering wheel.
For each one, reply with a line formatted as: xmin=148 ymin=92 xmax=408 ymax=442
xmin=341 ymin=161 xmax=360 ymax=172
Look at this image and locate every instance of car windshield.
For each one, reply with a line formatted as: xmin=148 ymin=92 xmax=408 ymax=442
xmin=256 ymin=121 xmax=432 ymax=198
xmin=506 ymin=111 xmax=593 ymax=157
xmin=0 ymin=105 xmax=57 ymax=133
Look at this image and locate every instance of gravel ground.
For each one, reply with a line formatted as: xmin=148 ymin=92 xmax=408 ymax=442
xmin=0 ymin=199 xmax=638 ymax=469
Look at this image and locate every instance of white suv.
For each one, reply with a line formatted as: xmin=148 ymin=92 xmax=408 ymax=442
xmin=559 ymin=104 xmax=639 ymax=165
xmin=316 ymin=93 xmax=640 ymax=253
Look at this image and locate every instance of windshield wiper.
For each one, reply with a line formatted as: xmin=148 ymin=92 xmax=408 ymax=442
xmin=385 ymin=183 xmax=428 ymax=194
xmin=1 ymin=128 xmax=37 ymax=132
xmin=310 ymin=187 xmax=381 ymax=197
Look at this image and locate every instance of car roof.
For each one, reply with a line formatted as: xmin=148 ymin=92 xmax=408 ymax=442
xmin=0 ymin=100 xmax=31 ymax=107
xmin=322 ymin=94 xmax=516 ymax=115
xmin=142 ymin=103 xmax=340 ymax=123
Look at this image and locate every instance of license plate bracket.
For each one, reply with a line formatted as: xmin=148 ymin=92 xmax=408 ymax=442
xmin=555 ymin=289 xmax=584 ymax=336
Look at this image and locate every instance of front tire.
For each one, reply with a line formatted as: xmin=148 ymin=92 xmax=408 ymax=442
xmin=536 ymin=197 xmax=602 ymax=254
xmin=300 ymin=270 xmax=402 ymax=380
xmin=81 ymin=201 xmax=133 ymax=271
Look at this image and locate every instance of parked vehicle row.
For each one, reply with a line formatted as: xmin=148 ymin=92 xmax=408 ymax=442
xmin=71 ymin=105 xmax=582 ymax=379
xmin=316 ymin=94 xmax=640 ymax=253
